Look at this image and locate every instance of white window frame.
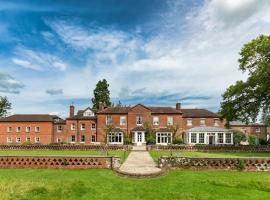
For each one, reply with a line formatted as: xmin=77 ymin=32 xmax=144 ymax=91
xmin=167 ymin=116 xmax=173 ymax=126
xmin=91 ymin=123 xmax=96 ymax=130
xmin=70 ymin=135 xmax=76 ymax=143
xmin=80 ymin=135 xmax=85 ymax=143
xmin=7 ymin=137 xmax=12 ymax=143
xmin=81 ymin=123 xmax=86 ymax=130
xmin=83 ymin=109 xmax=94 ymax=117
xmin=187 ymin=119 xmax=192 ymax=126
xmin=225 ymin=133 xmax=232 ymax=144
xmin=136 ymin=115 xmax=143 ymax=126
xmin=153 ymin=116 xmax=159 ymax=126
xmin=199 ymin=133 xmax=205 ymax=144
xmin=26 ymin=136 xmax=31 ymax=142
xmin=106 ymin=115 xmax=112 ymax=125
xmin=214 ymin=119 xmax=220 ymax=126
xmin=200 ymin=118 xmax=206 ymax=126
xmin=255 ymin=127 xmax=261 ymax=133
xmin=35 ymin=137 xmax=40 ymax=143
xmin=156 ymin=132 xmax=172 ymax=145
xmin=91 ymin=135 xmax=96 ymax=142
xmin=7 ymin=127 xmax=12 ymax=133
xmin=191 ymin=133 xmax=197 ymax=143
xmin=107 ymin=132 xmax=123 ymax=144
xmin=26 ymin=127 xmax=31 ymax=133
xmin=16 ymin=127 xmax=21 ymax=133
xmin=70 ymin=123 xmax=76 ymax=131
xmin=57 ymin=125 xmax=62 ymax=132
xmin=35 ymin=127 xmax=40 ymax=133
xmin=120 ymin=116 xmax=126 ymax=126
xmin=16 ymin=137 xmax=21 ymax=143
xmin=217 ymin=133 xmax=224 ymax=144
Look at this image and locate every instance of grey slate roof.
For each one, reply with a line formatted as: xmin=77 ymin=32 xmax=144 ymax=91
xmin=229 ymin=121 xmax=266 ymax=127
xmin=0 ymin=114 xmax=58 ymax=122
xmin=186 ymin=126 xmax=232 ymax=132
xmin=181 ymin=109 xmax=219 ymax=118
xmin=131 ymin=126 xmax=146 ymax=132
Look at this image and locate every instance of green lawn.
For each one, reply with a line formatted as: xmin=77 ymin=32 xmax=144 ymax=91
xmin=150 ymin=150 xmax=270 ymax=162
xmin=0 ymin=169 xmax=269 ymax=200
xmin=0 ymin=150 xmax=129 ymax=163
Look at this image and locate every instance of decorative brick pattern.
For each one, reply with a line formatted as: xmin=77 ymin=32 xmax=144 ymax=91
xmin=0 ymin=156 xmax=121 ymax=169
xmin=0 ymin=144 xmax=131 ymax=151
xmin=147 ymin=145 xmax=270 ymax=152
xmin=159 ymin=157 xmax=270 ymax=171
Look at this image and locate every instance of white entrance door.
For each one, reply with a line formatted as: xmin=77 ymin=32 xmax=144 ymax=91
xmin=137 ymin=132 xmax=142 ymax=146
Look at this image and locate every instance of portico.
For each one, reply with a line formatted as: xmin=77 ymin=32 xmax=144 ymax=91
xmin=131 ymin=126 xmax=146 ymax=146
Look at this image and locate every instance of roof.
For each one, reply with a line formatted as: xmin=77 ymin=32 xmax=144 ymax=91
xmin=131 ymin=126 xmax=146 ymax=132
xmin=181 ymin=109 xmax=219 ymax=118
xmin=97 ymin=104 xmax=182 ymax=114
xmin=67 ymin=107 xmax=96 ymax=120
xmin=186 ymin=126 xmax=232 ymax=132
xmin=229 ymin=121 xmax=267 ymax=127
xmin=0 ymin=114 xmax=58 ymax=122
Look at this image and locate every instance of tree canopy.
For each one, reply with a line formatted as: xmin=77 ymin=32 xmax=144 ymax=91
xmin=0 ymin=96 xmax=11 ymax=117
xmin=91 ymin=79 xmax=111 ymax=110
xmin=220 ymin=35 xmax=270 ymax=124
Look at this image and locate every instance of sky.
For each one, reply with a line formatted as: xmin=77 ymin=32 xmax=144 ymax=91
xmin=0 ymin=0 xmax=270 ymax=117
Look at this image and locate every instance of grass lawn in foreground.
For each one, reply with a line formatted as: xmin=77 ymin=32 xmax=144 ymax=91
xmin=0 ymin=169 xmax=269 ymax=200
xmin=0 ymin=150 xmax=129 ymax=163
xmin=150 ymin=150 xmax=270 ymax=162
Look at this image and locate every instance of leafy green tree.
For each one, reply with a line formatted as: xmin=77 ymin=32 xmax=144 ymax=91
xmin=0 ymin=96 xmax=11 ymax=117
xmin=233 ymin=130 xmax=247 ymax=145
xmin=91 ymin=79 xmax=112 ymax=110
xmin=220 ymin=35 xmax=270 ymax=124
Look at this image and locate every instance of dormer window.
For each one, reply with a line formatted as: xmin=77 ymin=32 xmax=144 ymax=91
xmin=83 ymin=109 xmax=94 ymax=117
xmin=136 ymin=115 xmax=143 ymax=126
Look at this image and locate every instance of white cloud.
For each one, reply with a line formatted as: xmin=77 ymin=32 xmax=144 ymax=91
xmin=0 ymin=73 xmax=25 ymax=94
xmin=12 ymin=46 xmax=67 ymax=71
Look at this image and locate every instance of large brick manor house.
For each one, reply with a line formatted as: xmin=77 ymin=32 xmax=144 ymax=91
xmin=0 ymin=103 xmax=267 ymax=145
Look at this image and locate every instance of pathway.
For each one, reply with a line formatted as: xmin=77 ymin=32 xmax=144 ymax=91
xmin=118 ymin=146 xmax=162 ymax=176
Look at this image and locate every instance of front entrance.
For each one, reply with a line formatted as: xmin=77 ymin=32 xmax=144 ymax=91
xmin=209 ymin=136 xmax=215 ymax=145
xmin=132 ymin=131 xmax=145 ymax=146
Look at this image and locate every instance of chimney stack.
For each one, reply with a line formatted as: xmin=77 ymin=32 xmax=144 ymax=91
xmin=176 ymin=102 xmax=181 ymax=110
xmin=70 ymin=103 xmax=75 ymax=118
xmin=99 ymin=102 xmax=104 ymax=111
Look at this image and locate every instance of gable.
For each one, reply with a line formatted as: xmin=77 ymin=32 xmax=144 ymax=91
xmin=129 ymin=104 xmax=151 ymax=113
xmin=83 ymin=108 xmax=95 ymax=117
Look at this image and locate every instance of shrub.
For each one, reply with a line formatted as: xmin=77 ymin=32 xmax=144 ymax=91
xmin=173 ymin=138 xmax=183 ymax=144
xmin=248 ymin=135 xmax=257 ymax=145
xmin=124 ymin=135 xmax=132 ymax=145
xmin=22 ymin=141 xmax=32 ymax=145
xmin=238 ymin=160 xmax=246 ymax=171
xmin=259 ymin=138 xmax=268 ymax=145
xmin=195 ymin=144 xmax=207 ymax=147
xmin=233 ymin=130 xmax=247 ymax=145
xmin=146 ymin=132 xmax=156 ymax=144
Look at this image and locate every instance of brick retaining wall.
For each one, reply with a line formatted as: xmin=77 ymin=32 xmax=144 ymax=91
xmin=159 ymin=157 xmax=270 ymax=171
xmin=147 ymin=145 xmax=270 ymax=152
xmin=0 ymin=144 xmax=131 ymax=151
xmin=0 ymin=156 xmax=121 ymax=169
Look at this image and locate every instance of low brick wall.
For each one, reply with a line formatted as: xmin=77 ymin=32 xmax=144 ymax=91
xmin=147 ymin=145 xmax=270 ymax=152
xmin=0 ymin=144 xmax=131 ymax=151
xmin=0 ymin=156 xmax=121 ymax=169
xmin=159 ymin=157 xmax=270 ymax=171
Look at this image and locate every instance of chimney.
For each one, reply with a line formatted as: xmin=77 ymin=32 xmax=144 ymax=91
xmin=70 ymin=103 xmax=75 ymax=118
xmin=99 ymin=102 xmax=104 ymax=111
xmin=176 ymin=102 xmax=181 ymax=110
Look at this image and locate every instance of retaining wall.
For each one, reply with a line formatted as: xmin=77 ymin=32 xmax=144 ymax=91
xmin=159 ymin=157 xmax=270 ymax=171
xmin=147 ymin=145 xmax=270 ymax=152
xmin=0 ymin=156 xmax=121 ymax=169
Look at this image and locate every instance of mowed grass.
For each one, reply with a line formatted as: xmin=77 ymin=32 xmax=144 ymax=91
xmin=0 ymin=169 xmax=270 ymax=200
xmin=0 ymin=150 xmax=129 ymax=163
xmin=150 ymin=150 xmax=270 ymax=162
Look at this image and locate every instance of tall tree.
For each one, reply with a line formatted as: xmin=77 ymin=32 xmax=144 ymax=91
xmin=0 ymin=96 xmax=11 ymax=117
xmin=220 ymin=35 xmax=270 ymax=124
xmin=91 ymin=79 xmax=111 ymax=110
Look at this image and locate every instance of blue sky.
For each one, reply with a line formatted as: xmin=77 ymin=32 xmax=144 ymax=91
xmin=0 ymin=0 xmax=270 ymax=117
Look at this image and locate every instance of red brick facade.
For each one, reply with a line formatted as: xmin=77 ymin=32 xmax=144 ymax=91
xmin=0 ymin=103 xmax=267 ymax=145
